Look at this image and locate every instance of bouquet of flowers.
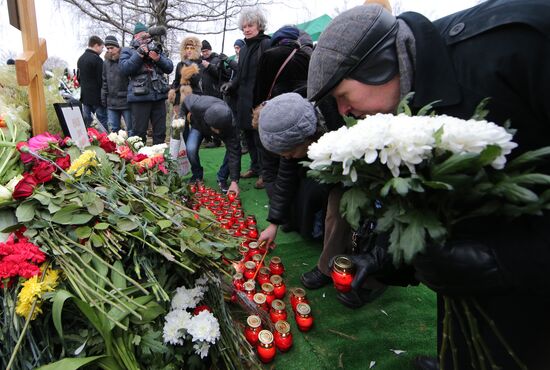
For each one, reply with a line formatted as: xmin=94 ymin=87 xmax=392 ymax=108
xmin=306 ymin=111 xmax=550 ymax=264
xmin=1 ymin=128 xmax=259 ymax=370
xmin=169 ymin=118 xmax=190 ymax=176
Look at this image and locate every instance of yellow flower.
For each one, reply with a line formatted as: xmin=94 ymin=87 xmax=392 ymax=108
xmin=68 ymin=150 xmax=98 ymax=177
xmin=16 ymin=268 xmax=61 ymax=320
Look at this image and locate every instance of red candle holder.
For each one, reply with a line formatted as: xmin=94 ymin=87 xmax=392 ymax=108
xmin=290 ymin=288 xmax=308 ymax=312
xmin=243 ymin=280 xmax=256 ymax=301
xmin=197 ymin=182 xmax=205 ymax=193
xmin=331 ymin=256 xmax=356 ymax=293
xmin=270 ymin=275 xmax=286 ymax=299
xmin=269 ymin=299 xmax=287 ymax=323
xmin=220 ymin=219 xmax=231 ymax=229
xmin=253 ymin=293 xmax=269 ymax=312
xmin=227 ymin=190 xmax=237 ymax=202
xmin=256 ymin=266 xmax=271 ymax=286
xmin=189 ymin=184 xmax=197 ymax=193
xmin=246 ymin=215 xmax=257 ymax=226
xmin=247 ymin=242 xmax=261 ymax=259
xmin=274 ymin=320 xmax=293 ymax=352
xmin=245 ymin=315 xmax=262 ymax=346
xmin=243 ymin=261 xmax=257 ymax=281
xmin=295 ymin=303 xmax=314 ymax=332
xmin=238 ymin=246 xmax=250 ymax=261
xmin=256 ymin=330 xmax=276 ymax=363
xmin=240 ymin=228 xmax=250 ymax=239
xmin=233 ymin=272 xmax=245 ymax=291
xmin=248 ymin=226 xmax=258 ymax=240
xmin=269 ymin=256 xmax=285 ymax=276
xmin=251 ymin=253 xmax=264 ymax=269
xmin=261 ymin=282 xmax=275 ymax=306
xmin=233 ymin=225 xmax=243 ymax=237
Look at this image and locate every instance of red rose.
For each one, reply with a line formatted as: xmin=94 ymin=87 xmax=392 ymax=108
xmin=193 ymin=305 xmax=212 ymax=315
xmin=32 ymin=161 xmax=56 ymax=183
xmin=12 ymin=173 xmax=38 ymax=199
xmin=99 ymin=136 xmax=116 ymax=153
xmin=16 ymin=142 xmax=34 ymax=164
xmin=87 ymin=128 xmax=101 ymax=141
xmin=55 ymin=155 xmax=71 ymax=170
xmin=132 ymin=154 xmax=148 ymax=162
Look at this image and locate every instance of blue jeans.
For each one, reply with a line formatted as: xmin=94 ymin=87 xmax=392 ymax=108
xmin=217 ymin=149 xmax=230 ymax=183
xmin=107 ymin=109 xmax=133 ymax=135
xmin=185 ymin=128 xmax=203 ymax=181
xmin=82 ymin=104 xmax=108 ymax=131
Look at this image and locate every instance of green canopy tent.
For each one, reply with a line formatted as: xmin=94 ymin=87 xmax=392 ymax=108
xmin=295 ymin=14 xmax=332 ymax=41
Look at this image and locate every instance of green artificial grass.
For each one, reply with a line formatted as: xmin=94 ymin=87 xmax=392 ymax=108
xmin=194 ymin=146 xmax=437 ymax=370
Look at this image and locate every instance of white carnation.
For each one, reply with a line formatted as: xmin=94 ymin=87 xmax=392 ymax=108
xmin=139 ymin=143 xmax=168 ymax=157
xmin=127 ymin=136 xmax=144 ymax=150
xmin=163 ymin=309 xmax=191 ymax=345
xmin=193 ymin=341 xmax=211 ymax=359
xmin=172 ymin=118 xmax=186 ymax=129
xmin=171 ymin=286 xmax=204 ymax=310
xmin=186 ymin=310 xmax=220 ymax=344
xmin=118 ymin=130 xmax=128 ymax=139
xmin=107 ymin=132 xmax=126 ymax=146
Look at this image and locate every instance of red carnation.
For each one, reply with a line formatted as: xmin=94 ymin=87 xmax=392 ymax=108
xmin=99 ymin=136 xmax=116 ymax=153
xmin=193 ymin=305 xmax=212 ymax=315
xmin=32 ymin=161 xmax=56 ymax=183
xmin=55 ymin=155 xmax=71 ymax=170
xmin=12 ymin=173 xmax=38 ymax=199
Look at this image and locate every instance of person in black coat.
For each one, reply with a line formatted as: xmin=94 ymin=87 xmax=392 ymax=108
xmin=101 ymin=35 xmax=132 ymax=134
xmin=220 ymin=8 xmax=271 ymax=181
xmin=77 ymin=35 xmax=108 ymax=129
xmin=308 ymin=2 xmax=550 ymax=369
xmin=179 ymin=94 xmax=241 ymax=195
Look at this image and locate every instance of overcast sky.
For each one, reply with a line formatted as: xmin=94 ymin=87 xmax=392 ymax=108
xmin=0 ymin=0 xmax=480 ymax=69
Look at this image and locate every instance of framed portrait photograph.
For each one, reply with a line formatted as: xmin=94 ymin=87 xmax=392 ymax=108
xmin=53 ymin=102 xmax=89 ymax=149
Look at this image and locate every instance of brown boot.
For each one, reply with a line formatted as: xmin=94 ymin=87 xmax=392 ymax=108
xmin=254 ymin=177 xmax=265 ymax=189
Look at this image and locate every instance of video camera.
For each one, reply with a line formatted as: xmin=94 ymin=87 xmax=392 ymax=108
xmin=134 ymin=25 xmax=167 ymax=58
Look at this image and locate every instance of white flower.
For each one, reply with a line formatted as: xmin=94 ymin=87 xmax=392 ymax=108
xmin=107 ymin=132 xmax=126 ymax=146
xmin=138 ymin=143 xmax=168 ymax=157
xmin=193 ymin=341 xmax=211 ymax=359
xmin=163 ymin=309 xmax=191 ymax=345
xmin=0 ymin=185 xmax=12 ymax=200
xmin=5 ymin=174 xmax=23 ymax=192
xmin=118 ymin=130 xmax=128 ymax=140
xmin=171 ymin=286 xmax=204 ymax=310
xmin=195 ymin=274 xmax=209 ymax=287
xmin=127 ymin=136 xmax=144 ymax=151
xmin=186 ymin=310 xmax=220 ymax=344
xmin=172 ymin=118 xmax=186 ymax=129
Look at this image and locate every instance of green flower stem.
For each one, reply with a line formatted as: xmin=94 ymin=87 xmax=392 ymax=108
xmin=446 ymin=299 xmax=459 ymax=370
xmin=472 ymin=299 xmax=527 ymax=370
xmin=451 ymin=299 xmax=478 ymax=369
xmin=440 ymin=297 xmax=450 ymax=370
xmin=54 ymin=230 xmax=149 ymax=295
xmin=6 ymin=262 xmax=50 ymax=370
xmin=461 ymin=299 xmax=488 ymax=370
xmin=143 ymin=229 xmax=196 ymax=272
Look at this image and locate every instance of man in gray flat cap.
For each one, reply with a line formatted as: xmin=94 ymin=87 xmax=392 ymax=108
xmin=308 ymin=1 xmax=550 ymax=369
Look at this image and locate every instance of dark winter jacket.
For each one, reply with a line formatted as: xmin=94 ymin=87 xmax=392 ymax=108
xmin=179 ymin=95 xmax=241 ymax=181
xmin=390 ymin=1 xmax=550 ymax=368
xmin=230 ymin=33 xmax=271 ymax=130
xmin=201 ymin=52 xmax=227 ymax=98
xmin=101 ymin=52 xmax=130 ymax=110
xmin=118 ymin=46 xmax=173 ymax=103
xmin=77 ymin=48 xmax=103 ymax=106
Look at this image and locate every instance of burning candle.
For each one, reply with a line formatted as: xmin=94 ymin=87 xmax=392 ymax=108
xmin=295 ymin=303 xmax=314 ymax=332
xmin=261 ymin=282 xmax=275 ymax=306
xmin=227 ymin=190 xmax=237 ymax=202
xmin=270 ymin=275 xmax=286 ymax=299
xmin=269 ymin=256 xmax=285 ymax=276
xmin=245 ymin=315 xmax=262 ymax=346
xmin=290 ymin=288 xmax=308 ymax=312
xmin=269 ymin=299 xmax=287 ymax=323
xmin=248 ymin=226 xmax=258 ymax=240
xmin=253 ymin=293 xmax=269 ymax=312
xmin=331 ymin=256 xmax=356 ymax=293
xmin=274 ymin=320 xmax=293 ymax=352
xmin=256 ymin=330 xmax=276 ymax=363
xmin=244 ymin=261 xmax=257 ymax=280
xmin=256 ymin=267 xmax=271 ymax=286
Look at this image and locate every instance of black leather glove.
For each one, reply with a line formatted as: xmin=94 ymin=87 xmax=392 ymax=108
xmin=413 ymin=240 xmax=508 ymax=295
xmin=219 ymin=53 xmax=228 ymax=61
xmin=220 ymin=81 xmax=232 ymax=95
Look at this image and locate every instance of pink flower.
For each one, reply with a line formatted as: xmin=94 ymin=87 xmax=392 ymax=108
xmin=28 ymin=133 xmax=60 ymax=152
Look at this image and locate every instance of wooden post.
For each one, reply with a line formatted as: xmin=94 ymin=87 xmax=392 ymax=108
xmin=10 ymin=0 xmax=49 ymax=135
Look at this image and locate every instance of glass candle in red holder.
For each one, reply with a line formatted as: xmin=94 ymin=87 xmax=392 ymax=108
xmin=274 ymin=320 xmax=293 ymax=352
xmin=227 ymin=190 xmax=237 ymax=202
xmin=238 ymin=246 xmax=249 ymax=261
xmin=331 ymin=256 xmax=356 ymax=293
xmin=290 ymin=288 xmax=308 ymax=312
xmin=244 ymin=315 xmax=262 ymax=346
xmin=261 ymin=282 xmax=275 ymax=306
xmin=240 ymin=228 xmax=250 ymax=239
xmin=234 ymin=210 xmax=243 ymax=219
xmin=243 ymin=261 xmax=257 ymax=281
xmin=247 ymin=226 xmax=258 ymax=240
xmin=256 ymin=330 xmax=276 ymax=363
xmin=253 ymin=293 xmax=269 ymax=311
xmin=251 ymin=253 xmax=264 ymax=269
xmin=233 ymin=272 xmax=245 ymax=291
xmin=189 ymin=183 xmax=197 ymax=193
xmin=247 ymin=242 xmax=261 ymax=259
xmin=295 ymin=302 xmax=314 ymax=332
xmin=232 ymin=224 xmax=243 ymax=237
xmin=243 ymin=280 xmax=256 ymax=301
xmin=269 ymin=299 xmax=287 ymax=323
xmin=256 ymin=267 xmax=271 ymax=286
xmin=270 ymin=275 xmax=286 ymax=299
xmin=246 ymin=215 xmax=257 ymax=226
xmin=269 ymin=256 xmax=285 ymax=276
xmin=220 ymin=219 xmax=231 ymax=229
xmin=197 ymin=182 xmax=205 ymax=193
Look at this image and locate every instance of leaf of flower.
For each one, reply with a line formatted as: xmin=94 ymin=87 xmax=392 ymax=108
xmin=510 ymin=173 xmax=550 ymax=186
xmin=51 ymin=205 xmax=94 ymax=225
xmin=117 ymin=219 xmax=139 ymax=231
xmin=16 ymin=201 xmax=36 ymax=222
xmin=339 ymin=187 xmax=370 ymax=230
xmin=506 ymin=146 xmax=550 ymax=171
xmin=75 ymin=226 xmax=92 ymax=239
xmin=431 ymin=152 xmax=479 ymax=178
xmin=493 ymin=183 xmax=538 ymax=204
xmin=94 ymin=223 xmax=110 ymax=230
xmin=157 ymin=219 xmax=172 ymax=230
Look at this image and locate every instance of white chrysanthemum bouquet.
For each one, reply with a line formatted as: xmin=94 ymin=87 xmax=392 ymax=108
xmin=306 ymin=112 xmax=550 ymax=264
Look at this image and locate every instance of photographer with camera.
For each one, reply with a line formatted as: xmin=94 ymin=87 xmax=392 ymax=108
xmin=119 ymin=22 xmax=173 ymax=144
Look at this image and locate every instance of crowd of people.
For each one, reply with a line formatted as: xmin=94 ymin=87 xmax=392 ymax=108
xmin=71 ymin=0 xmax=550 ymax=368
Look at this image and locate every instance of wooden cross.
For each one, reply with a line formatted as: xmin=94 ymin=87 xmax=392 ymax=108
xmin=8 ymin=0 xmax=48 ymax=135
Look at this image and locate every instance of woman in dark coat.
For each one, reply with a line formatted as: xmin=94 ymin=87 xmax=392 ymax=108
xmin=221 ymin=8 xmax=271 ymax=182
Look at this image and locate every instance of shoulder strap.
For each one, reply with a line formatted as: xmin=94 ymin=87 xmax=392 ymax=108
xmin=266 ymin=48 xmax=298 ymax=101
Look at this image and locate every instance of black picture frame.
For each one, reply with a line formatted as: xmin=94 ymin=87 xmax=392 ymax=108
xmin=53 ymin=102 xmax=83 ymax=137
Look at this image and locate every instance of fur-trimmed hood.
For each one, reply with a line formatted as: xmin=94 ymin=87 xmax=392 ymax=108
xmin=180 ymin=36 xmax=201 ymax=61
